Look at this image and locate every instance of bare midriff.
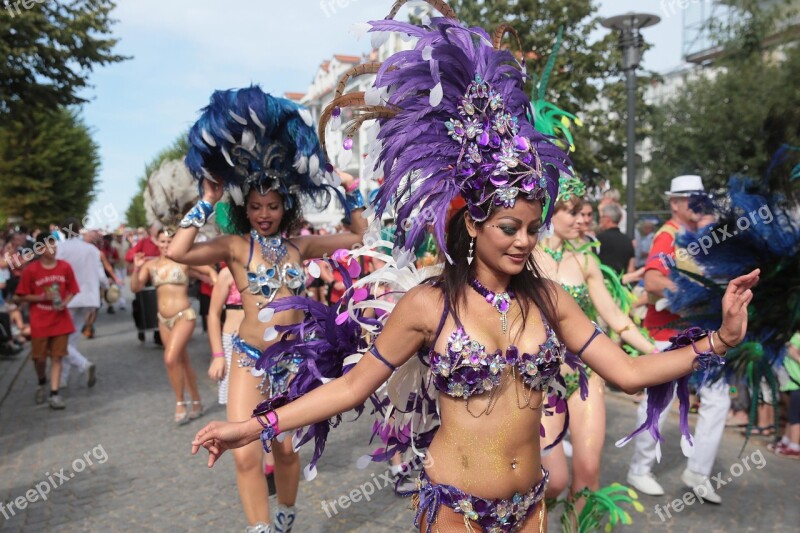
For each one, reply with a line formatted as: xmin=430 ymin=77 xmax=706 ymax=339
xmin=425 ymin=373 xmax=545 ymax=500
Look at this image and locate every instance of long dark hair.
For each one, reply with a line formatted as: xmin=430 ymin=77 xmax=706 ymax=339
xmin=229 ymin=190 xmax=302 ymax=237
xmin=433 ymin=206 xmax=562 ymax=341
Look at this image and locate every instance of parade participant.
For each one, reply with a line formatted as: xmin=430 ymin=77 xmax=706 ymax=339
xmin=131 ymin=228 xmax=217 ymax=424
xmin=190 ymin=3 xmax=759 ymax=531
xmin=626 ymin=176 xmax=732 ymax=504
xmin=534 ymin=178 xmax=655 ymax=507
xmin=15 ymin=233 xmax=79 ymax=409
xmin=56 ymin=219 xmax=105 ymax=387
xmin=206 ymin=265 xmax=242 ymax=405
xmin=168 ymin=85 xmax=367 ymax=533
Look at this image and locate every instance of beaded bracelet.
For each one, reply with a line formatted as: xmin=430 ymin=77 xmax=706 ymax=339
xmin=690 ymin=330 xmax=726 ymax=371
xmin=256 ymin=411 xmax=280 ymax=452
xmin=179 ymin=200 xmax=214 ymax=228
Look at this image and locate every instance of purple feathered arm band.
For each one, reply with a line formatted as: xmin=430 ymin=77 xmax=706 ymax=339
xmin=615 ymin=327 xmax=725 ymax=461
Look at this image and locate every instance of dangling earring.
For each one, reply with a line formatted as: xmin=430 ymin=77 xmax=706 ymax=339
xmin=467 ymin=238 xmax=474 ymax=265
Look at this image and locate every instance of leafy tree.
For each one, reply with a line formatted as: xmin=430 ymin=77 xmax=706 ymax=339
xmin=642 ymin=2 xmax=800 ymax=207
xmin=0 ymin=0 xmax=127 ymax=117
xmin=0 ymin=107 xmax=100 ymax=227
xmin=125 ymin=134 xmax=189 ymax=227
xmin=448 ymin=0 xmax=658 ymax=192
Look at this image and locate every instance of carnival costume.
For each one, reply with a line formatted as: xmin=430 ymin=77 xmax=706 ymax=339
xmin=655 ymin=150 xmax=800 ymax=444
xmin=244 ymin=2 xmax=725 ymax=531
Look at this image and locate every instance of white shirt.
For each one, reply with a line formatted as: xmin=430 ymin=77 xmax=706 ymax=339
xmin=56 ymin=238 xmax=109 ymax=308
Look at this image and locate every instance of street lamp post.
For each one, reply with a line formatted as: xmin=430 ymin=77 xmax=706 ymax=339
xmin=601 ymin=13 xmax=660 ymax=236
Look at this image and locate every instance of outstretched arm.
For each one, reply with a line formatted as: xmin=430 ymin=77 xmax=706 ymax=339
xmin=191 ymin=284 xmax=438 ymax=467
xmin=559 ymin=270 xmax=759 ymax=394
xmin=584 ymin=254 xmax=655 ymax=354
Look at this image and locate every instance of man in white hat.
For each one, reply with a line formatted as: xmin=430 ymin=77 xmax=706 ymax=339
xmin=626 ymin=175 xmax=730 ymax=505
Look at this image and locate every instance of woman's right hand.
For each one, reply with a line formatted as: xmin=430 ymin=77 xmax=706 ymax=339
xmin=191 ymin=419 xmax=260 ymax=468
xmin=201 ymin=178 xmax=224 ymax=205
xmin=133 ymin=253 xmax=146 ymax=270
xmin=208 ymin=357 xmax=226 ymax=381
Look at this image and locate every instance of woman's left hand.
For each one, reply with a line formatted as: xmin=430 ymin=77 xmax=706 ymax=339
xmin=191 ymin=420 xmax=258 ymax=468
xmin=719 ymin=269 xmax=760 ymax=346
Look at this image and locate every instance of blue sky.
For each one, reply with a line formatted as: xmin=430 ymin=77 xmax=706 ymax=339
xmin=80 ymin=0 xmax=687 ymax=227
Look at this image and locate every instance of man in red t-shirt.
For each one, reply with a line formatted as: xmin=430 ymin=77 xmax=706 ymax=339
xmin=627 ymin=175 xmax=730 ymax=505
xmin=15 ymin=233 xmax=79 ymax=410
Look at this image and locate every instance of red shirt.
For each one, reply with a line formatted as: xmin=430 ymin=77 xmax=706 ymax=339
xmin=125 ymin=237 xmax=160 ymax=262
xmin=17 ymin=260 xmax=79 ymax=338
xmin=643 ymin=220 xmax=681 ymax=341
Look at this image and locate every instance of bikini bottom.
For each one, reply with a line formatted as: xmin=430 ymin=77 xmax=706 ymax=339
xmin=157 ymin=307 xmax=197 ymax=330
xmin=231 ymin=334 xmax=302 ymax=397
xmin=409 ymin=467 xmax=548 ymax=533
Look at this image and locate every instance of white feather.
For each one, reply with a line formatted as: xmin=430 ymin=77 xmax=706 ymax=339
xmin=356 ymin=455 xmax=373 ymax=470
xmin=429 ymin=82 xmax=443 ymax=107
xmin=338 ymin=149 xmax=352 ymax=169
xmin=303 ymin=464 xmax=318 ymax=481
xmin=330 ymin=170 xmax=342 ymax=187
xmin=201 ymin=168 xmax=218 ymax=183
xmin=293 ymin=155 xmax=308 ymax=174
xmin=258 ymin=307 xmax=275 ymax=323
xmin=365 ymin=86 xmax=381 ymax=106
xmin=263 ymin=327 xmax=278 ymax=342
xmin=680 ymin=435 xmax=695 ymax=458
xmin=241 ymin=129 xmax=256 ymax=152
xmin=298 ymin=108 xmax=313 ymax=127
xmin=248 ymin=107 xmax=266 ymax=132
xmin=221 ymin=146 xmax=234 ymax=167
xmin=349 ymin=22 xmax=371 ymax=40
xmin=201 ymin=129 xmax=217 ymax=147
xmin=228 ymin=110 xmax=248 ymax=125
xmin=421 ymin=14 xmax=431 ymax=26
xmin=250 ymin=367 xmax=265 ymax=377
xmin=230 ymin=186 xmax=244 ymax=206
xmin=144 ymin=159 xmax=200 ymax=228
xmin=220 ymin=128 xmax=236 ymax=144
xmin=371 ymin=31 xmax=389 ymax=49
xmin=307 ymin=261 xmax=321 ymax=278
xmin=309 ymin=154 xmax=320 ymax=176
xmin=421 ymin=46 xmax=434 ymax=61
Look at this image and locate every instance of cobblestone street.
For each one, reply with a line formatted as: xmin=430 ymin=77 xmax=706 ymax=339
xmin=1 ymin=307 xmax=798 ymax=532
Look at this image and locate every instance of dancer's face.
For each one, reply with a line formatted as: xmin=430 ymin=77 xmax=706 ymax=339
xmin=551 ymin=200 xmax=581 ymax=241
xmin=247 ymin=190 xmax=284 ymax=237
xmin=157 ymin=232 xmax=173 ymax=256
xmin=467 ymin=199 xmax=543 ymax=276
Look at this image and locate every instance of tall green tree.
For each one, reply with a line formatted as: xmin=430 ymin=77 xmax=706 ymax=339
xmin=642 ymin=2 xmax=800 ymax=207
xmin=0 ymin=107 xmax=100 ymax=227
xmin=449 ymin=0 xmax=658 ymax=192
xmin=0 ymin=0 xmax=127 ymax=117
xmin=125 ymin=134 xmax=189 ymax=227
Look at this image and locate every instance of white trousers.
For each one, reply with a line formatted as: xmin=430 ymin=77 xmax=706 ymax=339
xmin=628 ymin=340 xmax=731 ymax=477
xmin=61 ymin=307 xmax=95 ymax=383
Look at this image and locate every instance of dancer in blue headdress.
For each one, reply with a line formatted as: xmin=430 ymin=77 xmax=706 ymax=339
xmin=169 ymin=85 xmax=368 ymax=533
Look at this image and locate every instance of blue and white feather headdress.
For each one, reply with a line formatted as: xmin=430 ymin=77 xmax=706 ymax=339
xmin=185 ymin=85 xmax=338 ymax=210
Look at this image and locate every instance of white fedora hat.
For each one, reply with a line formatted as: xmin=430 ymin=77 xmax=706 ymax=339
xmin=665 ymin=175 xmax=704 ymax=197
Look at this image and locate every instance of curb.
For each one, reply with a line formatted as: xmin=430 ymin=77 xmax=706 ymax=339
xmin=0 ymin=350 xmax=30 ymax=409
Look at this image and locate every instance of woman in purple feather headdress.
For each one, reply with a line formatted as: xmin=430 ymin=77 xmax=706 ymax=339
xmin=190 ymin=2 xmax=758 ymax=531
xmin=168 ymin=85 xmax=368 ymax=533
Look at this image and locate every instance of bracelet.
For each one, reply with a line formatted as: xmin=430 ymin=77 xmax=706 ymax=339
xmin=708 ymin=331 xmax=725 ymax=355
xmin=616 ymin=323 xmax=635 ymax=336
xmin=179 ymin=200 xmax=214 ymax=228
xmin=211 ymin=352 xmax=225 ymax=358
xmin=717 ymin=330 xmax=736 ymax=349
xmin=689 ymin=330 xmax=726 ymax=371
xmin=255 ymin=411 xmax=280 ymax=452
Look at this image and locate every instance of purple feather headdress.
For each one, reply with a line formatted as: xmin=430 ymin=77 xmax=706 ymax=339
xmin=319 ymin=0 xmax=571 ymax=263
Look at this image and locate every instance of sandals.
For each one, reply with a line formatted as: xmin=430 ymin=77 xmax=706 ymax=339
xmin=175 ymin=401 xmax=190 ymax=425
xmin=189 ymin=400 xmax=204 ymax=420
xmin=740 ymin=426 xmax=775 ymax=437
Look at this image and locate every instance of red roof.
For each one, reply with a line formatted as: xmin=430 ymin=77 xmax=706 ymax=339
xmin=334 ymin=54 xmax=361 ymax=64
xmin=321 ymin=60 xmax=331 ymax=72
xmin=284 ymin=92 xmax=305 ymax=101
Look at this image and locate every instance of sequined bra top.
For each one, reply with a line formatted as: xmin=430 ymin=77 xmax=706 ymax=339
xmin=151 ymin=265 xmax=189 ymax=287
xmin=241 ymin=232 xmax=306 ymax=304
xmin=562 ymin=282 xmax=597 ymax=321
xmin=427 ymin=300 xmax=566 ymax=399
